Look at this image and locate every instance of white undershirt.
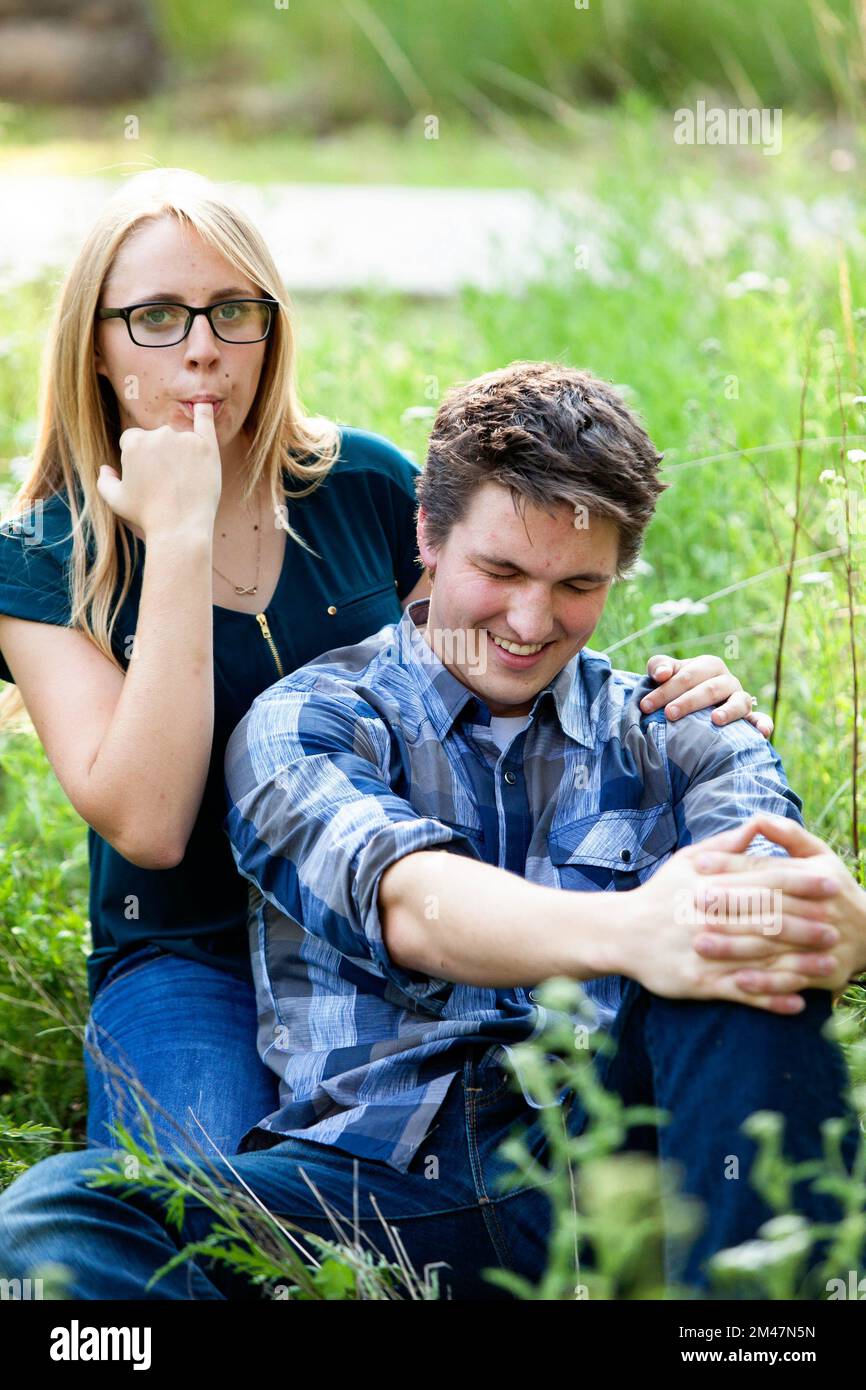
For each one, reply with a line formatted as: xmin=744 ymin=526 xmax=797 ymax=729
xmin=480 ymin=714 xmax=531 ymax=753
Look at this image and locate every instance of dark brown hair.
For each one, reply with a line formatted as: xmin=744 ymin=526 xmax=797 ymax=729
xmin=416 ymin=361 xmax=667 ymax=577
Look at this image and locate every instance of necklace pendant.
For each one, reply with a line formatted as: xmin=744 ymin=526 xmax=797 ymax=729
xmin=234 ymin=584 xmax=258 ymax=595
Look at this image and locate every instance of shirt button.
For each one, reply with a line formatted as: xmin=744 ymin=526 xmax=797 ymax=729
xmin=620 ymin=848 xmax=632 ymax=863
xmin=504 ymin=770 xmax=517 ymax=785
xmin=327 ymin=605 xmax=337 ymax=616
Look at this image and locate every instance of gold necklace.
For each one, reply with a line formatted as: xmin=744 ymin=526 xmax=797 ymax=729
xmin=211 ymin=489 xmax=263 ymax=596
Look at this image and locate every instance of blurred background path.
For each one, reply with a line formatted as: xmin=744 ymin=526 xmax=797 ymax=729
xmin=0 ymin=175 xmax=860 ymax=294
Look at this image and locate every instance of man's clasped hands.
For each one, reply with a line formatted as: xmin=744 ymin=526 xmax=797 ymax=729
xmin=632 ymin=814 xmax=866 ymax=1015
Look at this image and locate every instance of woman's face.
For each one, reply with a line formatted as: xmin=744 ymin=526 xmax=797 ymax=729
xmin=94 ymin=215 xmax=270 ymax=470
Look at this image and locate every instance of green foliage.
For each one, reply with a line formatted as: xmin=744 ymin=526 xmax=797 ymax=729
xmin=0 ymin=1119 xmax=67 ymax=1189
xmin=0 ymin=735 xmax=91 ymax=1187
xmin=152 ymin=0 xmax=865 ymax=123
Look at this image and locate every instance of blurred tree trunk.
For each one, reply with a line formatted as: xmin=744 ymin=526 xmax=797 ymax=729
xmin=0 ymin=0 xmax=163 ymax=104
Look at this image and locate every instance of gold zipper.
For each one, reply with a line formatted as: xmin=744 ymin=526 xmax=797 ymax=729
xmin=255 ymin=612 xmax=284 ymax=678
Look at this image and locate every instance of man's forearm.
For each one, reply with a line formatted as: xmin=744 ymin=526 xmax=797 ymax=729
xmin=378 ymin=850 xmax=626 ymax=988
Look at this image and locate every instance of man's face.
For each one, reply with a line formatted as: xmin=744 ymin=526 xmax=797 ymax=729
xmin=417 ymin=480 xmax=620 ymax=716
xmin=94 ymin=216 xmax=268 ymax=471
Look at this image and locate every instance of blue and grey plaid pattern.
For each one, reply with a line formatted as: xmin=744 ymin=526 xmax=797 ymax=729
xmin=224 ymin=597 xmax=804 ymax=1171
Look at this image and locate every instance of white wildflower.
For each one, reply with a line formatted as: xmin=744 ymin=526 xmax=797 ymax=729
xmin=650 ymin=598 xmax=709 ymax=619
xmin=830 ymin=148 xmax=856 ymax=173
xmin=623 ymin=557 xmax=655 ymax=581
xmin=725 ymin=270 xmax=789 ymax=299
xmin=739 ymin=271 xmax=773 ymax=292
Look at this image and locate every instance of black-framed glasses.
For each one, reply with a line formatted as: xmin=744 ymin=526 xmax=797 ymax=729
xmin=96 ymin=297 xmax=278 ymax=347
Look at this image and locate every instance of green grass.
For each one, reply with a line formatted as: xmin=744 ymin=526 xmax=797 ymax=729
xmin=0 ymin=98 xmax=861 ymax=201
xmin=0 ymin=737 xmax=90 ymax=1185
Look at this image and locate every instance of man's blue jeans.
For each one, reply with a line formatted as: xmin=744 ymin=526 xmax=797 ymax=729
xmin=2 ymin=971 xmax=860 ymax=1299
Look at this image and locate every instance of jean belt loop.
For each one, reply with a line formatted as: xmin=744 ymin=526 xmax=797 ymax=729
xmin=462 ymin=1044 xmax=481 ymax=1092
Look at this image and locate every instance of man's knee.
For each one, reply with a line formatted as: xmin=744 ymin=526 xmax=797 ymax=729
xmin=642 ymin=981 xmax=836 ymax=1031
xmin=1 ymin=1149 xmax=105 ymax=1214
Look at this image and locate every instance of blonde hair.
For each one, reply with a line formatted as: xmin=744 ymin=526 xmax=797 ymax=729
xmin=0 ymin=168 xmax=339 ymax=729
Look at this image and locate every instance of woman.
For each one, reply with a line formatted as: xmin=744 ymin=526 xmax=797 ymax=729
xmin=0 ymin=168 xmax=770 ymax=1161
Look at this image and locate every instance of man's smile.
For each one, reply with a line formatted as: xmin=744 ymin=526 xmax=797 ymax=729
xmin=486 ymin=629 xmax=557 ymax=669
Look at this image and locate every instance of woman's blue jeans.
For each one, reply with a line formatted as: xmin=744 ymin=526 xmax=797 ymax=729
xmin=83 ymin=945 xmax=280 ymax=1160
xmin=2 ymin=960 xmax=861 ymax=1300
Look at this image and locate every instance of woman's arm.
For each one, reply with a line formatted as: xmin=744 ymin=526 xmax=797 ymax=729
xmin=0 ymin=525 xmax=215 ymax=869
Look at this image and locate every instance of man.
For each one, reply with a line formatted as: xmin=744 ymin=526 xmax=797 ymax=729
xmin=1 ymin=363 xmax=863 ymax=1299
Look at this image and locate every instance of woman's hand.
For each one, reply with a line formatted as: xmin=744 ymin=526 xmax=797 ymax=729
xmin=641 ymin=654 xmax=773 ymax=739
xmin=96 ymin=401 xmax=222 ymax=543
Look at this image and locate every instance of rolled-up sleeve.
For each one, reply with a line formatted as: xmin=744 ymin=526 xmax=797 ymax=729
xmin=666 ymin=709 xmax=804 ymax=856
xmin=224 ymin=673 xmax=480 ymax=1001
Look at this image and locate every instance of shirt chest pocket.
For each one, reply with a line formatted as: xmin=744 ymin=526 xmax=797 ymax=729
xmin=548 ymin=806 xmax=678 ymax=891
xmin=316 ymin=580 xmax=402 ymax=647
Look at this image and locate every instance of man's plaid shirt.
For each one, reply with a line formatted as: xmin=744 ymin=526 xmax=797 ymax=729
xmin=224 ymin=597 xmax=803 ymax=1171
